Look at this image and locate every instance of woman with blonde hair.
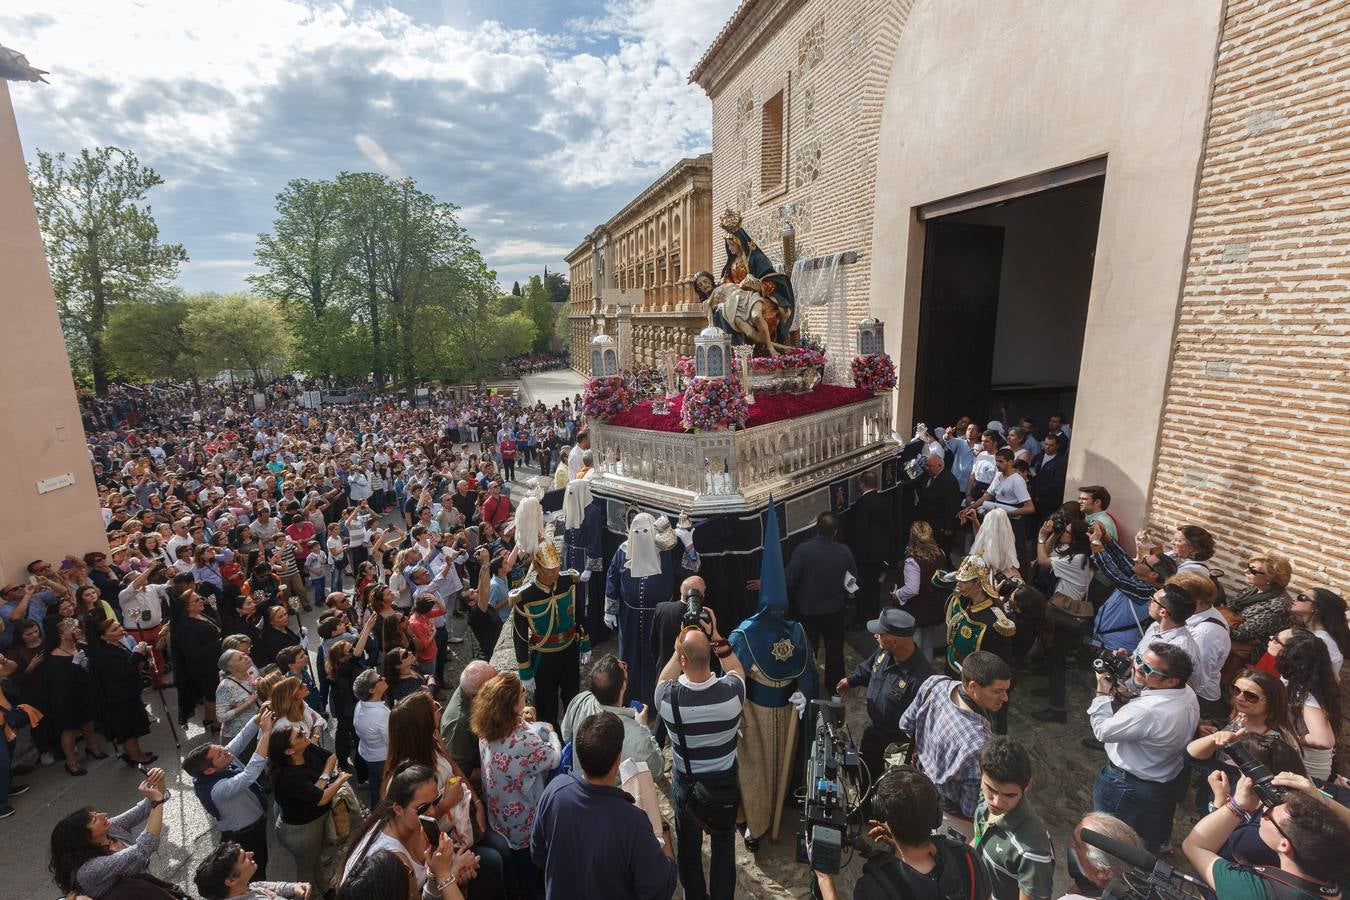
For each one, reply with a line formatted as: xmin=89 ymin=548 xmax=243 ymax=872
xmin=1228 ymin=552 xmax=1293 ymax=667
xmin=268 ymin=675 xmax=326 ymax=740
xmin=892 ymin=520 xmax=947 ymax=660
xmin=471 ymin=672 xmax=560 ymax=899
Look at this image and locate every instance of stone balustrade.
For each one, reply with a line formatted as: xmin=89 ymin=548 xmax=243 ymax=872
xmin=589 ymin=393 xmax=894 ymax=513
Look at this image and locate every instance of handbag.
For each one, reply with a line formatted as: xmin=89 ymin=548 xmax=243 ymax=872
xmin=668 ymin=685 xmax=740 ymax=834
xmin=1045 ymin=591 xmax=1095 ymax=632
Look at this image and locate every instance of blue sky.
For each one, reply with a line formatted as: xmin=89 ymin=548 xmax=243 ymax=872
xmin=3 ymin=0 xmax=737 ymax=292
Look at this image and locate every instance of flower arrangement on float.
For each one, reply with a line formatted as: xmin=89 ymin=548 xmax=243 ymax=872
xmin=680 ymin=377 xmax=749 ymax=432
xmin=582 ymin=375 xmax=633 ymax=421
xmin=675 ymin=345 xmax=826 ymax=378
xmin=850 ymin=353 xmax=897 ymax=393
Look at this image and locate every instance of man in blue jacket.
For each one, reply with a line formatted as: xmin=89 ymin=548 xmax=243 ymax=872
xmin=531 ymin=711 xmax=677 ymax=900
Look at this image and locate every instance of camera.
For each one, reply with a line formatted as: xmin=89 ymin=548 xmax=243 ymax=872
xmin=682 ymin=588 xmax=710 ymax=627
xmin=1223 ymin=741 xmax=1285 ymax=809
xmin=797 ymin=698 xmax=861 ymax=877
xmin=1050 ymin=509 xmax=1071 ymax=536
xmin=1092 ymin=648 xmax=1133 ymax=684
xmin=1081 ymin=828 xmax=1202 ymax=900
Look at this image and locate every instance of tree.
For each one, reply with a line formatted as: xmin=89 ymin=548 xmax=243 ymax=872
xmin=29 ymin=146 xmax=188 ymax=394
xmin=523 ymin=275 xmax=556 ymax=353
xmin=431 ymin=260 xmax=536 ymax=380
xmin=251 ymin=178 xmax=348 ymax=320
xmin=184 ymin=294 xmax=291 ymax=385
xmin=104 ymin=291 xmax=217 ymax=400
xmin=336 ymin=171 xmax=392 ymax=384
xmin=543 ymin=269 xmax=570 ymax=305
xmin=511 ymin=281 xmax=522 ymax=296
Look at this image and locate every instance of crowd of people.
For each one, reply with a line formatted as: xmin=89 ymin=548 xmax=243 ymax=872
xmin=4 ymin=380 xmax=1349 ymax=900
xmin=499 ymin=352 xmax=570 ymax=377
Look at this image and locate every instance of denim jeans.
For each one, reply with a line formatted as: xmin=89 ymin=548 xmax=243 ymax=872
xmin=505 ymin=845 xmax=538 ymax=900
xmin=471 ymin=828 xmax=510 ymax=897
xmin=1092 ymin=763 xmax=1179 ymax=855
xmin=671 ymin=774 xmax=737 ymax=900
xmin=363 ymin=756 xmax=385 ymax=809
xmin=310 ymin=577 xmax=327 ymax=609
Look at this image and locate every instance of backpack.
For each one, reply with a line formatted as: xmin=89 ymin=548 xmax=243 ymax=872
xmin=858 ymin=834 xmax=992 ymax=900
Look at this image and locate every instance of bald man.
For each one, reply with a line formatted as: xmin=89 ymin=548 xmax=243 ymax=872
xmin=655 ymin=607 xmax=745 ymax=900
xmin=440 ymin=659 xmax=497 ymax=783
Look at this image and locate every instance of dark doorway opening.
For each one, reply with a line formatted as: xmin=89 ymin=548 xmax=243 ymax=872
xmin=912 ymin=174 xmax=1104 ymax=431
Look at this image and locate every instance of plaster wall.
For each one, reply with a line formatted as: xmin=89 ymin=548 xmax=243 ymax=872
xmin=869 ymin=0 xmax=1224 ymax=531
xmin=0 ymin=81 xmax=109 ymax=582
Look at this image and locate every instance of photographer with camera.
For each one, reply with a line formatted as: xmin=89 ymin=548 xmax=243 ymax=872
xmin=1183 ymin=768 xmax=1350 ymax=899
xmin=1088 ymin=642 xmax=1199 ymax=855
xmin=654 ymin=606 xmax=745 ymax=900
xmin=814 ymin=766 xmax=992 ymax=900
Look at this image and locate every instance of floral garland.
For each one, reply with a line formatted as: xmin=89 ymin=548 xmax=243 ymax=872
xmin=582 ymin=375 xmax=633 ymax=421
xmin=680 ymin=376 xmax=749 ymax=432
xmin=851 ymin=353 xmax=897 ymax=393
xmin=674 ymin=346 xmax=827 ymax=378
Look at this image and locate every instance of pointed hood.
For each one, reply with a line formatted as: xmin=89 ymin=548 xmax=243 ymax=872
xmin=757 ymin=497 xmax=788 ymax=618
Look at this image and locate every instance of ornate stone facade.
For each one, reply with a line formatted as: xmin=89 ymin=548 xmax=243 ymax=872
xmin=567 ymin=155 xmax=713 ymax=375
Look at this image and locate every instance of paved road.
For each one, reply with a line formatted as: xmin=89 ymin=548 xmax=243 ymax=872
xmin=517 ymin=368 xmax=584 ymax=409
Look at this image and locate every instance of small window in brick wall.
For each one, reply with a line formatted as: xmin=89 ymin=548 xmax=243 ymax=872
xmin=760 ymin=89 xmax=786 ymax=194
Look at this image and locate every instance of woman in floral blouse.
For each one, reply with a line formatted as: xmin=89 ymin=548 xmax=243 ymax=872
xmin=471 ymin=672 xmax=560 ymax=900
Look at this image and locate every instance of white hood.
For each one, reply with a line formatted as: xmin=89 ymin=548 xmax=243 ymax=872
xmin=563 ymin=479 xmax=593 ymax=531
xmin=624 ymin=513 xmax=662 ymax=578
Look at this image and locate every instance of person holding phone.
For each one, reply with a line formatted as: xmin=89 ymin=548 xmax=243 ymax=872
xmin=269 ymin=724 xmax=351 ymax=889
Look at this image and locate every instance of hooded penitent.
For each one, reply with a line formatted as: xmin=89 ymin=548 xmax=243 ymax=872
xmin=623 ymin=513 xmax=662 ymax=579
xmin=562 ymin=479 xmax=592 ymax=531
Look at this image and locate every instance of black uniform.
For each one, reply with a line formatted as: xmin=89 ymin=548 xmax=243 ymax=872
xmin=846 ymin=647 xmax=934 ymax=785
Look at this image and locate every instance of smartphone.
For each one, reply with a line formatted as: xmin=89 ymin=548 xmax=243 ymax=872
xmin=629 ymin=700 xmax=644 ymax=712
xmin=418 ymin=814 xmax=439 ymax=847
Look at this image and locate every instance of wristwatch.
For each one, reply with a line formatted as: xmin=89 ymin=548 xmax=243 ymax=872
xmin=151 ymin=791 xmax=172 ymax=808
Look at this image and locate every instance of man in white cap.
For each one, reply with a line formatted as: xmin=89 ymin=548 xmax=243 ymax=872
xmin=604 ymin=513 xmax=681 ymax=707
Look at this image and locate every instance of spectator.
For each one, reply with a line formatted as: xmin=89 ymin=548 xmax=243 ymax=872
xmin=194 ymin=840 xmax=310 ymax=900
xmin=1064 ymin=812 xmax=1143 ymax=898
xmin=1187 ymin=668 xmax=1297 ymax=783
xmin=1088 ymin=642 xmax=1199 ymax=853
xmin=914 ymin=454 xmax=962 ymax=557
xmin=1087 ymin=521 xmax=1179 ymax=654
xmin=972 ymin=737 xmax=1054 ymax=900
xmin=1290 ymin=587 xmax=1350 ymax=675
xmin=568 ymin=431 xmax=589 ymax=481
xmin=654 ymin=610 xmax=746 ymax=900
xmin=216 ymin=649 xmax=260 ymax=743
xmin=184 ymin=709 xmax=275 ymax=880
xmin=890 ymin=521 xmax=948 ymax=661
xmin=439 ymin=659 xmax=499 ymax=783
xmin=86 ymin=618 xmax=156 ymax=766
xmin=269 ymin=724 xmax=352 ymax=888
xmin=353 ymin=667 xmax=392 ymax=808
xmin=472 ymin=671 xmax=562 ymax=900
xmin=1127 ymin=585 xmax=1200 ymax=693
xmin=531 ymin=711 xmax=678 ymax=900
xmin=169 ymin=584 xmax=223 ymax=730
xmin=1173 ymin=571 xmax=1232 ymax=720
xmin=1229 ymin=552 xmax=1294 ymax=666
xmin=253 ymin=603 xmax=301 ymax=671
xmin=33 ymin=617 xmax=107 ymax=777
xmin=1030 ymin=517 xmax=1094 ymax=724
xmin=1163 ymin=523 xmax=1215 ymax=576
xmin=1270 ymin=627 xmax=1340 ymax=782
xmin=49 ymin=767 xmax=173 ymax=897
xmin=785 ymin=512 xmax=857 ymax=688
xmin=899 ymin=650 xmax=1012 ymax=831
xmin=560 ymin=653 xmax=665 ymax=780
xmin=384 ymin=647 xmax=433 ymax=706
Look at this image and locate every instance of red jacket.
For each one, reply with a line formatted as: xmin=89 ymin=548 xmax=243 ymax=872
xmin=482 ymin=494 xmax=512 ymax=526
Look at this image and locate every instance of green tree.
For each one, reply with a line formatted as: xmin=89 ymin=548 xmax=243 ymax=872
xmin=336 ymin=171 xmax=393 ymax=384
xmin=511 ymin=281 xmax=522 ymax=296
xmin=29 ymin=146 xmax=188 ymax=395
xmin=104 ymin=292 xmax=218 ymax=400
xmin=543 ymin=268 xmax=570 ymax=305
xmin=251 ymin=178 xmax=349 ymax=344
xmin=523 ymin=275 xmax=556 ymax=353
xmin=185 ymin=294 xmax=291 ymax=385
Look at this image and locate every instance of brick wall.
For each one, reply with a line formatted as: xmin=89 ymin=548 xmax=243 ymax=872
xmin=1149 ymin=0 xmax=1350 ymax=590
xmin=702 ymin=0 xmax=913 ymax=366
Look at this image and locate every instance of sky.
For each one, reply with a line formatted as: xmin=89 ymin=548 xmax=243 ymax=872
xmin=3 ymin=0 xmax=739 ymax=292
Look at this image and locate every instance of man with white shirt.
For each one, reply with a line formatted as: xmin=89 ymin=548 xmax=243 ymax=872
xmin=165 ymin=517 xmax=195 ymax=564
xmin=1126 ymin=585 xmax=1199 ymax=696
xmin=1088 ymin=642 xmax=1199 ymax=855
xmin=1175 ymin=572 xmax=1232 ymax=721
xmin=568 ymin=430 xmax=590 ymax=480
xmin=119 ymin=562 xmax=173 ymax=687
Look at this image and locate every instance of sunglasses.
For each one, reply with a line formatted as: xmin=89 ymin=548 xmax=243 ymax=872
xmin=1246 ymin=565 xmax=1267 ymax=576
xmin=1263 ymin=806 xmax=1296 ymax=851
xmin=1132 ymin=652 xmax=1173 ymax=680
xmin=1234 ymin=688 xmax=1265 ymax=703
xmin=415 ymin=791 xmax=443 ymax=816
xmin=1293 ymin=593 xmax=1313 ymax=604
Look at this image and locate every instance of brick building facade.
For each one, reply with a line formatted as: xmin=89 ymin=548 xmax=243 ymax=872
xmin=567 ymin=155 xmax=713 ymax=375
xmin=1148 ymin=0 xmax=1350 ymax=588
xmin=687 ymin=0 xmax=1348 ymax=589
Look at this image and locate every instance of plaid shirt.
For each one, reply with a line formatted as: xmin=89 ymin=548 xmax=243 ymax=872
xmin=899 ymin=676 xmax=992 ymax=817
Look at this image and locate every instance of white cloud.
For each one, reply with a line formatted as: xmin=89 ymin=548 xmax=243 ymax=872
xmin=2 ymin=0 xmax=739 ymax=292
xmin=354 ymin=134 xmax=406 ymax=179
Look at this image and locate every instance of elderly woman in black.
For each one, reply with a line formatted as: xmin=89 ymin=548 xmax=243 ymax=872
xmin=87 ymin=618 xmax=157 ymax=766
xmin=169 ymin=584 xmax=223 ymax=731
xmin=254 ymin=603 xmax=302 ymax=670
xmin=49 ymin=767 xmax=175 ymax=897
xmin=35 ymin=618 xmax=107 ymax=776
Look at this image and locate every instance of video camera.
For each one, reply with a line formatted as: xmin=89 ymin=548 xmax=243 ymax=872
xmin=797 ymin=698 xmax=862 ymax=877
xmin=681 ymin=587 xmax=711 ymax=628
xmin=1081 ymin=828 xmax=1205 ymax=900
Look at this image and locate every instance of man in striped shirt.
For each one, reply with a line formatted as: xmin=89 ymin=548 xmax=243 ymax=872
xmin=654 ymin=608 xmax=746 ymax=900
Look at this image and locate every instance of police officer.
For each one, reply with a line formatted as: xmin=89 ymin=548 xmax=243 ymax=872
xmin=836 ymin=609 xmax=935 ymax=786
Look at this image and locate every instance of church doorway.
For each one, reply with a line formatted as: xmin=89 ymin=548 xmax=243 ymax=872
xmin=911 ymin=167 xmax=1105 ymax=433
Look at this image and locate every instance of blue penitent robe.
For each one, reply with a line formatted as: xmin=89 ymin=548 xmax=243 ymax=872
xmin=563 ymin=497 xmax=605 ymax=635
xmin=605 ymin=544 xmax=680 ymax=708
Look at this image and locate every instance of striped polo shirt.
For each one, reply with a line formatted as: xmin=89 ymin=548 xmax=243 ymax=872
xmin=655 ymin=671 xmax=745 ymax=776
